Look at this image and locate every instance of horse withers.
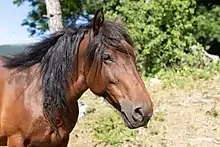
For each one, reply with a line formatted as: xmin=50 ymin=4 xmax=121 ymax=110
xmin=0 ymin=8 xmax=153 ymax=147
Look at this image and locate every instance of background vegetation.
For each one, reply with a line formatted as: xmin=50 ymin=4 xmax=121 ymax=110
xmin=13 ymin=0 xmax=220 ymax=76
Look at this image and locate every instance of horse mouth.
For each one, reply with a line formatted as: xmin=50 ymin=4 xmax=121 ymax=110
xmin=121 ymin=112 xmax=134 ymax=128
xmin=121 ymin=111 xmax=149 ymax=129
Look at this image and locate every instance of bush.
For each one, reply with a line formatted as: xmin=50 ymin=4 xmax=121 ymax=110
xmin=105 ymin=0 xmax=204 ymax=76
xmin=195 ymin=5 xmax=220 ymax=46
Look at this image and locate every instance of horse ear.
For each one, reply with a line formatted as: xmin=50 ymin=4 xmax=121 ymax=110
xmin=93 ymin=7 xmax=104 ymax=36
xmin=114 ymin=16 xmax=123 ymax=25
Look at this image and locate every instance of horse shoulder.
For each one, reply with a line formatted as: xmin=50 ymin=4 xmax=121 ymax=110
xmin=0 ymin=64 xmax=44 ymax=135
xmin=0 ymin=60 xmax=76 ymax=146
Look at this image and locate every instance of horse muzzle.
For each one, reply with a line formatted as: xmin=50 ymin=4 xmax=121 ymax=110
xmin=119 ymin=98 xmax=153 ymax=129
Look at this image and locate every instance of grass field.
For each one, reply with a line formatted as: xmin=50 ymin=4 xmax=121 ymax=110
xmin=67 ymin=71 xmax=220 ymax=147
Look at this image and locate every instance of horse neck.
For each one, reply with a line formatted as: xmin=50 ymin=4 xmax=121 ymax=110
xmin=68 ymin=74 xmax=87 ymax=102
xmin=67 ymin=36 xmax=90 ymax=103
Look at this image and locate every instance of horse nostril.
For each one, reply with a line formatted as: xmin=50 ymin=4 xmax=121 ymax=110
xmin=132 ymin=107 xmax=144 ymax=122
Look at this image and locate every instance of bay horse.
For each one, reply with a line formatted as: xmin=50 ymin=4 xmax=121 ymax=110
xmin=0 ymin=8 xmax=153 ymax=146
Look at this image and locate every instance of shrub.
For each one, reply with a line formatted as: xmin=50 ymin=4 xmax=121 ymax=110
xmin=104 ymin=0 xmax=204 ymax=76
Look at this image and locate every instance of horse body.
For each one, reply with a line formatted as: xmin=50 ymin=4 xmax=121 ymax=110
xmin=0 ymin=61 xmax=80 ymax=146
xmin=0 ymin=8 xmax=153 ymax=146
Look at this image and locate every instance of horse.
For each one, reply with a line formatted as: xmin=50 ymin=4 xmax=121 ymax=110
xmin=0 ymin=8 xmax=153 ymax=146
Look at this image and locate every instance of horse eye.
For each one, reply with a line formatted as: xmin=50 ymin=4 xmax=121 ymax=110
xmin=103 ymin=54 xmax=113 ymax=62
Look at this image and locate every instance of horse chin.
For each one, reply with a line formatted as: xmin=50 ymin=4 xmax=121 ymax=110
xmin=120 ymin=111 xmax=149 ymax=129
xmin=121 ymin=112 xmax=136 ymax=129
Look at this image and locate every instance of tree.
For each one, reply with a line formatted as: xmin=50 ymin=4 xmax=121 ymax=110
xmin=13 ymin=0 xmax=105 ymax=36
xmin=45 ymin=0 xmax=63 ymax=33
xmin=14 ymin=0 xmax=220 ymax=76
xmin=195 ymin=1 xmax=220 ymax=45
xmin=104 ymin=0 xmax=202 ymax=75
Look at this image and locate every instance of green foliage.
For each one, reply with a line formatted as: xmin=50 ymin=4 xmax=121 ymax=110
xmin=13 ymin=0 xmax=105 ymax=36
xmin=13 ymin=0 xmax=48 ymax=35
xmin=14 ymin=0 xmax=220 ymax=76
xmin=91 ymin=110 xmax=137 ymax=146
xmin=104 ymin=0 xmax=204 ymax=76
xmin=194 ymin=5 xmax=220 ymax=45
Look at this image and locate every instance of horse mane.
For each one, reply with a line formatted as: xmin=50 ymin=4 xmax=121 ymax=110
xmin=3 ymin=19 xmax=134 ymax=131
xmin=3 ymin=25 xmax=89 ymax=131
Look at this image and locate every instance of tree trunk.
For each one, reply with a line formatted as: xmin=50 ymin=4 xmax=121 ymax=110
xmin=45 ymin=0 xmax=63 ymax=33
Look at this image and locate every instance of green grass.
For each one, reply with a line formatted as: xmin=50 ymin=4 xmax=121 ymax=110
xmin=81 ymin=108 xmax=137 ymax=147
xmin=156 ymin=62 xmax=220 ymax=90
xmin=92 ymin=110 xmax=137 ymax=146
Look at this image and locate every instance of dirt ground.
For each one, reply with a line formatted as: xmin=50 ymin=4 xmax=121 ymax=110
xmin=68 ymin=74 xmax=220 ymax=147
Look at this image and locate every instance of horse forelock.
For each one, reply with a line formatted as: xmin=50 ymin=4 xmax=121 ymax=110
xmin=86 ymin=20 xmax=135 ymax=63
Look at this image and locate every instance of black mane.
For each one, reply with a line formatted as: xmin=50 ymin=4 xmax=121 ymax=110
xmin=3 ymin=20 xmax=133 ymax=131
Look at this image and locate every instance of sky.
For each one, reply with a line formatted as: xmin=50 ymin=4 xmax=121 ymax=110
xmin=0 ymin=0 xmax=38 ymax=45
